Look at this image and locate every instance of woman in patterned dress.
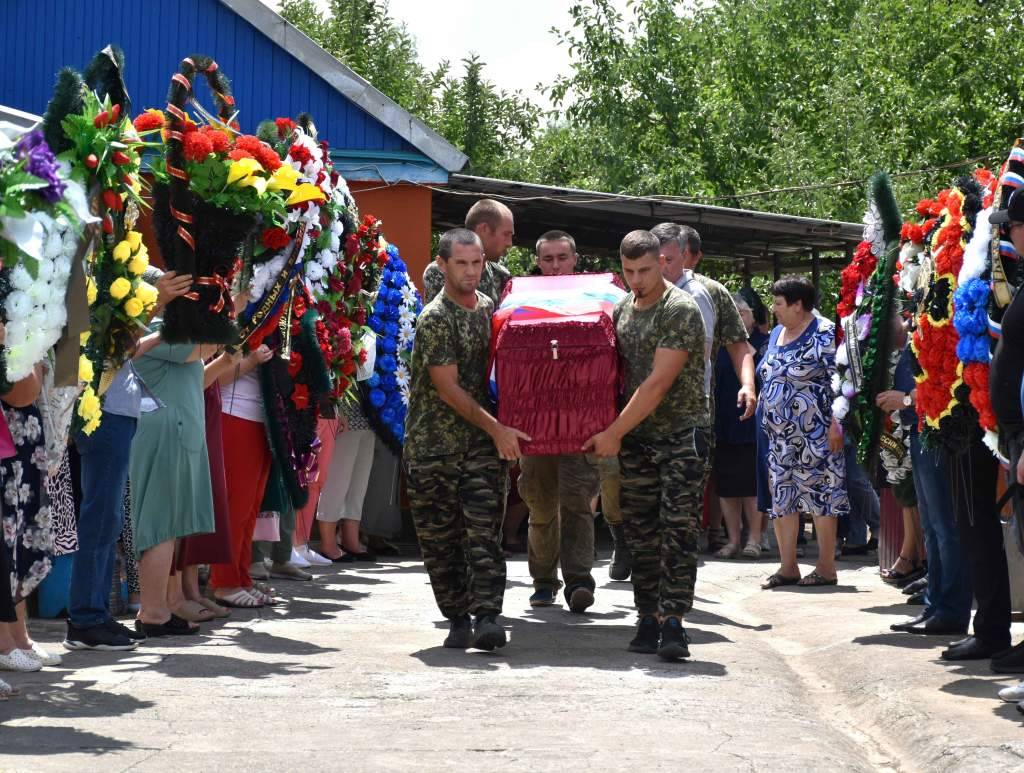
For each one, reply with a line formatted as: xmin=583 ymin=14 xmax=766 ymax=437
xmin=758 ymin=276 xmax=849 ymax=589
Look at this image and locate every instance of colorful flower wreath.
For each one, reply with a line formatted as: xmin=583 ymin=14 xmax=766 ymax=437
xmin=364 ymin=243 xmax=421 ymax=449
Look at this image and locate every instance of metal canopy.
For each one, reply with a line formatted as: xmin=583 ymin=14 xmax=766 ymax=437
xmin=432 ymin=174 xmax=863 ymax=270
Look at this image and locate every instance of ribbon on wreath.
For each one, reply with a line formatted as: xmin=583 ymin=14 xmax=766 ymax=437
xmin=294 ymin=433 xmax=323 ymax=488
xmin=234 ymin=223 xmax=308 ymax=349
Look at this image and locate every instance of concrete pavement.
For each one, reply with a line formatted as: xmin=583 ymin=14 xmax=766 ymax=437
xmin=1 ymin=551 xmax=1023 ymax=772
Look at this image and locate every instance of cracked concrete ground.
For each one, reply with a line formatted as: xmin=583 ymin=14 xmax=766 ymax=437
xmin=1 ymin=551 xmax=1023 ymax=772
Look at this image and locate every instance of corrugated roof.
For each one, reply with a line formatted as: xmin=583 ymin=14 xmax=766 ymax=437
xmin=433 ymin=174 xmax=863 ymax=268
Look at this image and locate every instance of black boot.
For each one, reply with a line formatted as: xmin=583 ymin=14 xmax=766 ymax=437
xmin=609 ymin=523 xmax=632 ymax=581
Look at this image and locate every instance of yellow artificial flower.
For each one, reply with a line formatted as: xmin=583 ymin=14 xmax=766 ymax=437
xmin=227 ymin=157 xmax=264 ymax=185
xmin=266 ymin=165 xmax=301 ymax=192
xmin=126 ymin=231 xmax=143 ymax=251
xmin=86 ymin=276 xmax=98 ymax=305
xmin=78 ymin=386 xmax=101 ymax=433
xmin=109 ymin=277 xmax=132 ymax=301
xmin=128 ymin=251 xmax=149 ymax=276
xmin=79 ymin=329 xmax=91 ymax=345
xmin=286 ymin=183 xmax=327 ymax=207
xmin=124 ymin=297 xmax=144 ymax=318
xmin=135 ymin=282 xmax=159 ymax=307
xmin=238 ymin=174 xmax=267 ymax=196
xmin=112 ymin=241 xmax=132 ymax=262
xmin=79 ymin=356 xmax=94 ymax=384
xmin=84 ymin=415 xmax=101 ymax=434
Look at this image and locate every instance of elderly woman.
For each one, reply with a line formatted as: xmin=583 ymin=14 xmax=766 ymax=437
xmin=759 ymin=276 xmax=848 ymax=589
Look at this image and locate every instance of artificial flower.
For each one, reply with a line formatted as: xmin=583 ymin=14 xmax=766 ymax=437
xmin=128 ymin=251 xmax=149 ymax=276
xmin=124 ymin=297 xmax=144 ymax=318
xmin=133 ymin=109 xmax=166 ymax=133
xmin=286 ymin=183 xmax=327 ymax=207
xmin=267 ymin=165 xmax=301 ymax=192
xmin=79 ymin=356 xmax=94 ymax=384
xmin=127 ymin=231 xmax=143 ymax=250
xmin=109 ymin=277 xmax=131 ymax=301
xmin=183 ymin=131 xmax=215 ymax=163
xmin=136 ymin=282 xmax=159 ymax=307
xmin=112 ymin=240 xmax=132 ymax=262
xmin=227 ymin=157 xmax=264 ymax=185
xmin=261 ymin=227 xmax=291 ymax=251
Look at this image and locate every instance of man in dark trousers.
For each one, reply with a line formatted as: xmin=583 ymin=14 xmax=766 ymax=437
xmin=406 ymin=228 xmax=529 ymax=651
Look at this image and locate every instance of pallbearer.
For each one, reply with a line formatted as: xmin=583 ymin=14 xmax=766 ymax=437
xmin=406 ymin=228 xmax=529 ymax=651
xmin=584 ymin=231 xmax=710 ymax=661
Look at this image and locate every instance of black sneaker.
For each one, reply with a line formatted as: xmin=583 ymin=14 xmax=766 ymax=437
xmin=628 ymin=614 xmax=660 ymax=654
xmin=443 ymin=615 xmax=473 ymax=649
xmin=472 ymin=615 xmax=507 ymax=651
xmin=529 ymin=587 xmax=557 ymax=607
xmin=567 ymin=586 xmax=595 ymax=614
xmin=991 ymin=640 xmax=1024 ymax=674
xmin=63 ymin=621 xmax=138 ymax=651
xmin=657 ymin=617 xmax=691 ymax=661
xmin=106 ymin=618 xmax=146 ymax=641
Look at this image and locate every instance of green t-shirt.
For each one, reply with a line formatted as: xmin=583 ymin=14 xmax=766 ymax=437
xmin=613 ymin=284 xmax=710 ymax=438
xmin=423 ymin=260 xmax=512 ymax=306
xmin=696 ymin=273 xmax=748 ymax=364
xmin=405 ymin=291 xmax=494 ymax=460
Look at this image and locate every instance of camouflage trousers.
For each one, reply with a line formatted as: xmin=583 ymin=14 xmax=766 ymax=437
xmin=597 ymin=457 xmax=622 ymax=527
xmin=406 ymin=446 xmax=508 ymax=619
xmin=619 ymin=426 xmax=711 ymax=617
xmin=519 ymin=454 xmax=600 ymax=595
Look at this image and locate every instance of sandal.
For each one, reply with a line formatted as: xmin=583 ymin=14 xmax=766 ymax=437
xmin=174 ymin=601 xmax=215 ymax=623
xmin=761 ymin=572 xmax=801 ymax=590
xmin=214 ymin=590 xmax=263 ymax=609
xmin=135 ymin=614 xmax=200 ymax=638
xmin=881 ymin=555 xmax=918 ymax=583
xmin=198 ymin=597 xmax=231 ymax=618
xmin=797 ymin=570 xmax=838 ymax=587
xmin=0 ymin=677 xmax=19 ymax=699
xmin=741 ymin=542 xmax=762 ymax=559
xmin=248 ymin=588 xmax=282 ymax=607
xmin=715 ymin=543 xmax=739 ymax=559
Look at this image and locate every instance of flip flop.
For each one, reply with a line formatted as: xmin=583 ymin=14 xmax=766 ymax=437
xmin=214 ymin=590 xmax=263 ymax=609
xmin=761 ymin=572 xmax=801 ymax=589
xmin=797 ymin=570 xmax=838 ymax=587
xmin=174 ymin=601 xmax=215 ymax=623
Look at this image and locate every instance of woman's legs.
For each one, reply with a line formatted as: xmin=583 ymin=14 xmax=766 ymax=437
xmin=137 ymin=540 xmax=177 ymax=625
xmin=811 ymin=514 xmax=838 ymax=580
xmin=340 ymin=518 xmax=366 ymax=554
xmin=772 ymin=514 xmax=801 ymax=578
xmin=165 ymin=565 xmax=186 ymax=614
xmin=9 ymin=603 xmax=31 ymax=650
xmin=743 ymin=497 xmax=763 ymax=544
xmin=317 ymin=520 xmax=342 ymax=560
xmin=719 ymin=497 xmax=743 ymax=549
xmin=0 ymin=622 xmax=17 ymax=654
xmin=181 ymin=565 xmax=203 ymax=602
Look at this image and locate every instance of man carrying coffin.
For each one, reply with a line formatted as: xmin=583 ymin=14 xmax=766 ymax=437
xmin=584 ymin=230 xmax=710 ymax=662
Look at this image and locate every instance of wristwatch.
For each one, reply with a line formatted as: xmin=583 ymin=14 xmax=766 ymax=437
xmin=902 ymin=394 xmax=913 ymax=407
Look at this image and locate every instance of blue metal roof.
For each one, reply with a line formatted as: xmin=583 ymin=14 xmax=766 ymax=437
xmin=0 ymin=0 xmax=463 ymax=182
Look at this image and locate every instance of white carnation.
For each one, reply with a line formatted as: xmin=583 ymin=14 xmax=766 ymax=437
xmin=329 ymin=233 xmax=341 ymax=252
xmin=53 ymin=256 xmax=72 ymax=280
xmin=43 ymin=230 xmax=63 ymax=260
xmin=36 ymin=258 xmax=54 ymax=282
xmin=305 ymin=261 xmax=325 ymax=283
xmin=4 ymin=320 xmax=26 ymax=347
xmin=45 ymin=303 xmax=66 ymax=330
xmin=5 ymin=291 xmax=32 ymax=320
xmin=27 ymin=283 xmax=48 ymax=305
xmin=9 ymin=265 xmax=33 ymax=291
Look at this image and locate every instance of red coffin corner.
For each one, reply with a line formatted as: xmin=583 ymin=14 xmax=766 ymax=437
xmin=492 ymin=273 xmax=626 ymax=456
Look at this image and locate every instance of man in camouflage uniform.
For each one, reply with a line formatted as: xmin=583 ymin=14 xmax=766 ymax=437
xmin=423 ymin=199 xmax=514 ymax=306
xmin=584 ymin=230 xmax=711 ymax=662
xmin=406 ymin=228 xmax=530 ymax=651
xmin=518 ymin=231 xmax=602 ymax=612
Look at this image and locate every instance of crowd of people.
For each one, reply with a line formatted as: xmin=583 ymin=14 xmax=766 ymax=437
xmin=2 ymin=195 xmax=1023 ymax=711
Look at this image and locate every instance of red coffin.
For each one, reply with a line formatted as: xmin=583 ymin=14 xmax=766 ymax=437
xmin=492 ymin=273 xmax=626 ymax=456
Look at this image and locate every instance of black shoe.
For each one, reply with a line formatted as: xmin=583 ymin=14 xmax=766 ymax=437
xmin=628 ymin=614 xmax=660 ymax=654
xmin=529 ymin=587 xmax=557 ymax=607
xmin=902 ymin=577 xmax=928 ymax=595
xmin=657 ymin=617 xmax=691 ymax=661
xmin=990 ymin=640 xmax=1024 ymax=674
xmin=106 ymin=618 xmax=146 ymax=641
xmin=895 ymin=565 xmax=927 ymax=589
xmin=903 ymin=618 xmax=968 ymax=636
xmin=341 ymin=547 xmax=377 ymax=562
xmin=941 ymin=635 xmax=1009 ymax=662
xmin=890 ymin=613 xmax=931 ymax=632
xmin=135 ymin=614 xmax=200 ymax=638
xmin=906 ymin=590 xmax=925 ymax=605
xmin=63 ymin=621 xmax=138 ymax=651
xmin=472 ymin=616 xmax=507 ymax=651
xmin=608 ymin=523 xmax=632 ymax=581
xmin=567 ymin=586 xmax=595 ymax=614
xmin=442 ymin=615 xmax=473 ymax=649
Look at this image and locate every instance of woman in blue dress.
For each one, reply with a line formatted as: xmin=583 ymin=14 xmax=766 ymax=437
xmin=758 ymin=276 xmax=848 ymax=589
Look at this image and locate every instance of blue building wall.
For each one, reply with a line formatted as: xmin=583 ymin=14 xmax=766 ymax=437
xmin=0 ymin=0 xmax=446 ymax=181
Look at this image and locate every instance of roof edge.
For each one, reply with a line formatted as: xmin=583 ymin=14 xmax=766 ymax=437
xmin=220 ymin=0 xmax=468 ymax=173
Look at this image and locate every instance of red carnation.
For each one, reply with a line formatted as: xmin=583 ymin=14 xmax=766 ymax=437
xmin=288 ymin=143 xmax=313 ymax=165
xmin=261 ymin=227 xmax=291 ymax=251
xmin=363 ymin=214 xmax=377 ymax=227
xmin=235 ymin=135 xmax=264 ymax=154
xmin=254 ymin=143 xmax=282 ymax=171
xmin=342 ymin=359 xmax=356 ymax=376
xmin=293 ymin=295 xmax=308 ymax=319
xmin=183 ymin=131 xmax=214 ymax=162
xmin=291 ymin=383 xmax=310 ymax=410
xmin=347 ymin=273 xmax=362 ymax=295
xmin=133 ymin=111 xmax=164 ymax=132
xmin=358 ymin=349 xmax=368 ymax=364
xmin=199 ymin=125 xmax=231 ymax=154
xmin=228 ymin=148 xmax=254 ymax=161
xmin=275 ymin=117 xmax=297 ymax=138
xmin=353 ymin=307 xmax=366 ymax=325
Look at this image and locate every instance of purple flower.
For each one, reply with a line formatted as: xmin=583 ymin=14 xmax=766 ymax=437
xmin=15 ymin=130 xmax=65 ymax=203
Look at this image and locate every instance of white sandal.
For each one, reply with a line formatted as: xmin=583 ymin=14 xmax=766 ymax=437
xmin=715 ymin=543 xmax=739 ymax=559
xmin=0 ymin=677 xmax=19 ymax=699
xmin=741 ymin=542 xmax=763 ymax=559
xmin=213 ymin=590 xmax=263 ymax=609
xmin=22 ymin=642 xmax=62 ymax=667
xmin=0 ymin=649 xmax=42 ymax=673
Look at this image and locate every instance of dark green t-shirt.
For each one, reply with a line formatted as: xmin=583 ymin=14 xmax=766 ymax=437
xmin=423 ymin=260 xmax=511 ymax=307
xmin=614 ymin=284 xmax=710 ymax=438
xmin=405 ymin=291 xmax=494 ymax=459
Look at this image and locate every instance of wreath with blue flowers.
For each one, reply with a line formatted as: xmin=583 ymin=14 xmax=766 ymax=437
xmin=362 ymin=243 xmax=422 ymax=452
